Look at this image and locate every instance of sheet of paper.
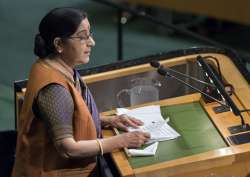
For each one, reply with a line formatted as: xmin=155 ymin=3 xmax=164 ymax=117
xmin=117 ymin=105 xmax=165 ymax=124
xmin=128 ymin=142 xmax=159 ymax=156
xmin=128 ymin=120 xmax=180 ymax=144
xmin=117 ymin=105 xmax=180 ymax=156
xmin=117 ymin=105 xmax=180 ymax=143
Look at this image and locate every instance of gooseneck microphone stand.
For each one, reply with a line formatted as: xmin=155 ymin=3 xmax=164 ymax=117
xmin=150 ymin=60 xmax=250 ymax=135
xmin=150 ymin=61 xmax=229 ymax=108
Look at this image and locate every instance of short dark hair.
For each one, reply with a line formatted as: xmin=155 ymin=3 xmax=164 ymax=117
xmin=34 ymin=7 xmax=87 ymax=58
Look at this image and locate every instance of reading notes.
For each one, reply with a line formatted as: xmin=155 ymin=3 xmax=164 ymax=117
xmin=116 ymin=105 xmax=180 ymax=156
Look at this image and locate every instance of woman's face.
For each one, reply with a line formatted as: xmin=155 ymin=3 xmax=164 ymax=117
xmin=61 ymin=18 xmax=95 ymax=67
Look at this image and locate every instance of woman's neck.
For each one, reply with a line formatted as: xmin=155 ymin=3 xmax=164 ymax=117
xmin=50 ymin=55 xmax=74 ymax=76
xmin=57 ymin=58 xmax=74 ymax=76
xmin=44 ymin=55 xmax=75 ymax=84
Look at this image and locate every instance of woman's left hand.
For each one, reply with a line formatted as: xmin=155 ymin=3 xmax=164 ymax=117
xmin=104 ymin=115 xmax=144 ymax=131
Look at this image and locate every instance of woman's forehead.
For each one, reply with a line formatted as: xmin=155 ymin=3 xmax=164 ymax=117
xmin=76 ymin=18 xmax=90 ymax=34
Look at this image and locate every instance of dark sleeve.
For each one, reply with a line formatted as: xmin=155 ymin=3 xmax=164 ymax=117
xmin=36 ymin=83 xmax=74 ymax=142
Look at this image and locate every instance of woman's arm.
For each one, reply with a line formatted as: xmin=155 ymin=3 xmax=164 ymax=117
xmin=36 ymin=83 xmax=150 ymax=159
xmin=55 ymin=131 xmax=150 ymax=159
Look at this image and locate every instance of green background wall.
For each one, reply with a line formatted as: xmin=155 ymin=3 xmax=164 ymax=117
xmin=0 ymin=0 xmax=249 ymax=130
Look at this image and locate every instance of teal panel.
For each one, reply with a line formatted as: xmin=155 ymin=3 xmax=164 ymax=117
xmin=128 ymin=102 xmax=227 ymax=168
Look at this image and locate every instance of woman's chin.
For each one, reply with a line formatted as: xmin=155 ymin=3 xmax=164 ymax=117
xmin=79 ymin=57 xmax=90 ymax=65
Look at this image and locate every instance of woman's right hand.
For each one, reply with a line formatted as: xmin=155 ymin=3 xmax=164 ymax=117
xmin=118 ymin=131 xmax=151 ymax=148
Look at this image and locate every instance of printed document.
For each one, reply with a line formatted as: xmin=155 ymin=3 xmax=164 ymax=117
xmin=117 ymin=105 xmax=180 ymax=156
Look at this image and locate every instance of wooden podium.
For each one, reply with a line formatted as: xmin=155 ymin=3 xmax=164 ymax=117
xmin=14 ymin=47 xmax=250 ymax=177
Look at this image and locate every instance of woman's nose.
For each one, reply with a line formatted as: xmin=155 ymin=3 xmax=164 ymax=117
xmin=88 ymin=36 xmax=95 ymax=47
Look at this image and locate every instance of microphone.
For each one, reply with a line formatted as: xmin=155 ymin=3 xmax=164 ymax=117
xmin=158 ymin=67 xmax=169 ymax=76
xmin=150 ymin=61 xmax=228 ymax=107
xmin=150 ymin=61 xmax=215 ymax=88
xmin=150 ymin=61 xmax=160 ymax=68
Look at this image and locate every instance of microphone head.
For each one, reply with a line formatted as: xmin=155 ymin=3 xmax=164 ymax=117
xmin=150 ymin=61 xmax=160 ymax=68
xmin=158 ymin=66 xmax=167 ymax=76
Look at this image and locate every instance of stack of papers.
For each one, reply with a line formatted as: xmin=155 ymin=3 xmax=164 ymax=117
xmin=117 ymin=105 xmax=180 ymax=156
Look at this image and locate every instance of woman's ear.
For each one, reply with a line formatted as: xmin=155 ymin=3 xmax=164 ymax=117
xmin=53 ymin=37 xmax=64 ymax=53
